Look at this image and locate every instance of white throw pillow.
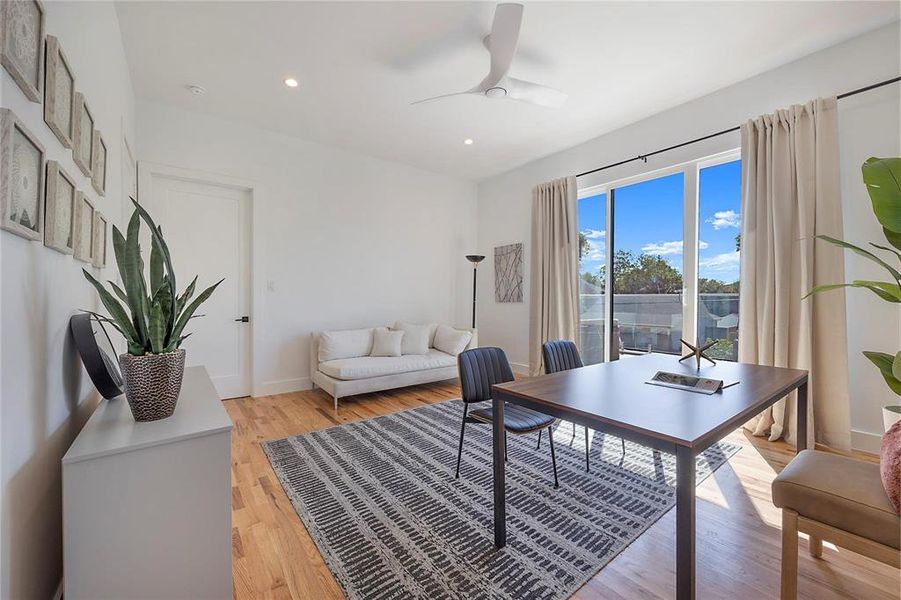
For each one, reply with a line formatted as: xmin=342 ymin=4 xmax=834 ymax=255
xmin=393 ymin=322 xmax=433 ymax=355
xmin=433 ymin=325 xmax=472 ymax=356
xmin=318 ymin=328 xmax=374 ymax=362
xmin=370 ymin=328 xmax=404 ymax=357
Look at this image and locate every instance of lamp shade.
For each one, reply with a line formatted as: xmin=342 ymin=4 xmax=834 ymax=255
xmin=465 ymin=254 xmax=486 ymax=264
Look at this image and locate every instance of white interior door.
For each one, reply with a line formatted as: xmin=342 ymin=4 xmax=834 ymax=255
xmin=145 ymin=173 xmax=251 ymax=399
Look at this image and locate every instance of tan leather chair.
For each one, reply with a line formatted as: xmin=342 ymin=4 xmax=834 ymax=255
xmin=772 ymin=450 xmax=900 ymax=599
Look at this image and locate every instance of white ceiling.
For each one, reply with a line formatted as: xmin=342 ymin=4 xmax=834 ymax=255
xmin=116 ymin=2 xmax=899 ymax=181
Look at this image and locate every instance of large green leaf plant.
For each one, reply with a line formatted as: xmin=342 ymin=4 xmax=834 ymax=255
xmin=83 ymin=198 xmax=223 ymax=356
xmin=806 ymin=157 xmax=901 ymax=395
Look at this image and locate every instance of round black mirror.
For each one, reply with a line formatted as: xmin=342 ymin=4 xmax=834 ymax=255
xmin=70 ymin=313 xmax=124 ymax=399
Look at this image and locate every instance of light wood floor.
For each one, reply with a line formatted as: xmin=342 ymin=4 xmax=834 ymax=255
xmin=225 ymin=382 xmax=900 ymax=600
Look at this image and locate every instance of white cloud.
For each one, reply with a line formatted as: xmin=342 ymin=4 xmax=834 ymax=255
xmin=699 ymin=251 xmax=741 ymax=272
xmin=640 ymin=239 xmax=706 ymax=255
xmin=584 ymin=238 xmax=605 ymax=261
xmin=642 ymin=240 xmax=683 ymax=255
xmin=706 ymin=210 xmax=740 ymax=230
xmin=582 ymin=229 xmax=605 ymax=239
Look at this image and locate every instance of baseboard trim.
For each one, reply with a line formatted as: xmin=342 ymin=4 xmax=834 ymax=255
xmin=510 ymin=362 xmax=530 ymax=375
xmin=254 ymin=376 xmax=311 ymax=398
xmin=851 ymin=428 xmax=883 ymax=454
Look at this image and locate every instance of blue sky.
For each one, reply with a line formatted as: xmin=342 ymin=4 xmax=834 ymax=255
xmin=578 ymin=159 xmax=741 ymax=283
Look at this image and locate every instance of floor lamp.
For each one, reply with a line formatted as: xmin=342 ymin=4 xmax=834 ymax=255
xmin=465 ymin=255 xmax=485 ymax=328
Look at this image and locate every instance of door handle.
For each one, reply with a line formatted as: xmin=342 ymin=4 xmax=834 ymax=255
xmin=235 ymin=316 xmax=250 ymax=323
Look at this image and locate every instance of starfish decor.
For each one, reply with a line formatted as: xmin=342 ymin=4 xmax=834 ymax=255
xmin=679 ymin=338 xmax=717 ymax=370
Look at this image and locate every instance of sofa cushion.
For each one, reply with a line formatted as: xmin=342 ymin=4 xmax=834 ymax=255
xmin=433 ymin=325 xmax=472 ymax=356
xmin=371 ymin=328 xmax=403 ymax=357
xmin=393 ymin=322 xmax=434 ymax=355
xmin=319 ymin=349 xmax=456 ymax=381
xmin=318 ymin=328 xmax=374 ymax=362
xmin=772 ymin=449 xmax=900 ymax=550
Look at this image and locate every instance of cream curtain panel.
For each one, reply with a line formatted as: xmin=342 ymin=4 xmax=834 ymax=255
xmin=530 ymin=176 xmax=580 ymax=376
xmin=739 ymin=97 xmax=851 ymax=450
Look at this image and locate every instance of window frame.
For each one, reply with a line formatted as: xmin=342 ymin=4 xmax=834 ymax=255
xmin=577 ymin=148 xmax=741 ymax=361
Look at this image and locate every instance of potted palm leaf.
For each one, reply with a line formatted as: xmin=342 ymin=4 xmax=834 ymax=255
xmin=83 ymin=198 xmax=222 ymax=421
xmin=806 ymin=156 xmax=900 ymax=430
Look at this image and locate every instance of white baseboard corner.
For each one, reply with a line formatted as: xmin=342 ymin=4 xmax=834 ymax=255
xmin=253 ymin=376 xmax=311 ymax=398
xmin=510 ymin=362 xmax=530 ymax=375
xmin=850 ymin=428 xmax=883 ymax=455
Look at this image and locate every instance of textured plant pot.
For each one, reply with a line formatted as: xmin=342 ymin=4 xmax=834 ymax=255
xmin=119 ymin=349 xmax=186 ymax=422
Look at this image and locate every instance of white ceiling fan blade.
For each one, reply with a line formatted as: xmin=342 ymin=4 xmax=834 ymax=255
xmin=410 ymin=90 xmax=478 ymax=105
xmin=503 ymin=77 xmax=568 ymax=108
xmin=481 ymin=3 xmax=523 ymax=89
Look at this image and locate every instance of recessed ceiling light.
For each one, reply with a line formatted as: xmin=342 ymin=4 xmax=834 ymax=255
xmin=464 ymin=138 xmax=474 ymax=145
xmin=186 ymin=84 xmax=206 ymax=95
xmin=284 ymin=78 xmax=299 ymax=88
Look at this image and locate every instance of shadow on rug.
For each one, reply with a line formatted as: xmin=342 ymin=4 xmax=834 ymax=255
xmin=262 ymin=399 xmax=740 ymax=600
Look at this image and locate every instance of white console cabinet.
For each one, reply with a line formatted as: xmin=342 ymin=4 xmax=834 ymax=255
xmin=63 ymin=366 xmax=233 ymax=599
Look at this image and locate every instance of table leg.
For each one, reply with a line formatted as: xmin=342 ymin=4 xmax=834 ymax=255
xmin=676 ymin=445 xmax=696 ymax=600
xmin=796 ymin=381 xmax=808 ymax=453
xmin=493 ymin=396 xmax=506 ymax=548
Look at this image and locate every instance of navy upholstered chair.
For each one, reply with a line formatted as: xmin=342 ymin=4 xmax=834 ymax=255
xmin=542 ymin=339 xmax=625 ymax=472
xmin=456 ymin=347 xmax=558 ymax=488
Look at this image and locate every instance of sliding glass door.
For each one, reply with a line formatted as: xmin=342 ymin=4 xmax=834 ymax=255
xmin=577 ymin=151 xmax=741 ymax=362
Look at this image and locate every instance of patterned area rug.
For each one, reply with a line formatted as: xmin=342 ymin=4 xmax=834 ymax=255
xmin=262 ymin=400 xmax=740 ymax=600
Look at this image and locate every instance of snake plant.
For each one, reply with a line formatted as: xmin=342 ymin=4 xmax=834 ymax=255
xmin=806 ymin=157 xmax=901 ymax=395
xmin=83 ymin=198 xmax=223 ymax=356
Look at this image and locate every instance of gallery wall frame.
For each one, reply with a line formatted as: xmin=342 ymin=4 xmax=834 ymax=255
xmin=91 ymin=211 xmax=107 ymax=268
xmin=0 ymin=0 xmax=45 ymax=103
xmin=0 ymin=108 xmax=45 ymax=241
xmin=44 ymin=160 xmax=76 ymax=254
xmin=44 ymin=35 xmax=76 ymax=148
xmin=73 ymin=191 xmax=94 ymax=263
xmin=91 ymin=129 xmax=107 ymax=196
xmin=72 ymin=92 xmax=94 ymax=177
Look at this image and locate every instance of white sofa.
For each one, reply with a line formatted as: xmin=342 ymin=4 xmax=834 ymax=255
xmin=310 ymin=324 xmax=477 ymax=409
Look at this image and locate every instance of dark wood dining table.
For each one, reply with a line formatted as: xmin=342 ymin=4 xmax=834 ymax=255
xmin=490 ymin=353 xmax=808 ymax=600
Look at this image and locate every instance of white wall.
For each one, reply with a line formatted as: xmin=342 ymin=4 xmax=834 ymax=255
xmin=0 ymin=2 xmax=136 ymax=598
xmin=476 ymin=23 xmax=900 ymax=450
xmin=136 ymin=102 xmax=477 ymax=396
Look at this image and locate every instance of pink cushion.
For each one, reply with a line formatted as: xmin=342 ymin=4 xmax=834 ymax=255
xmin=881 ymin=420 xmax=901 ymax=514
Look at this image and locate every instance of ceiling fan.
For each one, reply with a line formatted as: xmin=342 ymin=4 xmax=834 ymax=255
xmin=412 ymin=3 xmax=567 ymax=108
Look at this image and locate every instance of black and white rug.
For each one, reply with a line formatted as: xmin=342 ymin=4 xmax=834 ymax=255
xmin=262 ymin=400 xmax=740 ymax=600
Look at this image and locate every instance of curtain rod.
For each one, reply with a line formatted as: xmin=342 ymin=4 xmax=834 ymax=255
xmin=575 ymin=75 xmax=901 ymax=179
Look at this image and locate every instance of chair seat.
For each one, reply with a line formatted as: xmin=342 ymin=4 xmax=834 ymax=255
xmin=469 ymin=402 xmax=554 ymax=433
xmin=772 ymin=449 xmax=900 ymax=550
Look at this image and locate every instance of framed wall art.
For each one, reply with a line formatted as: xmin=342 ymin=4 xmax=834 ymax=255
xmin=494 ymin=242 xmax=524 ymax=303
xmin=91 ymin=129 xmax=107 ymax=196
xmin=0 ymin=0 xmax=45 ymax=102
xmin=91 ymin=210 xmax=107 ymax=268
xmin=0 ymin=108 xmax=45 ymax=241
xmin=71 ymin=92 xmax=94 ymax=177
xmin=73 ymin=191 xmax=94 ymax=263
xmin=43 ymin=160 xmax=76 ymax=254
xmin=44 ymin=35 xmax=75 ymax=148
